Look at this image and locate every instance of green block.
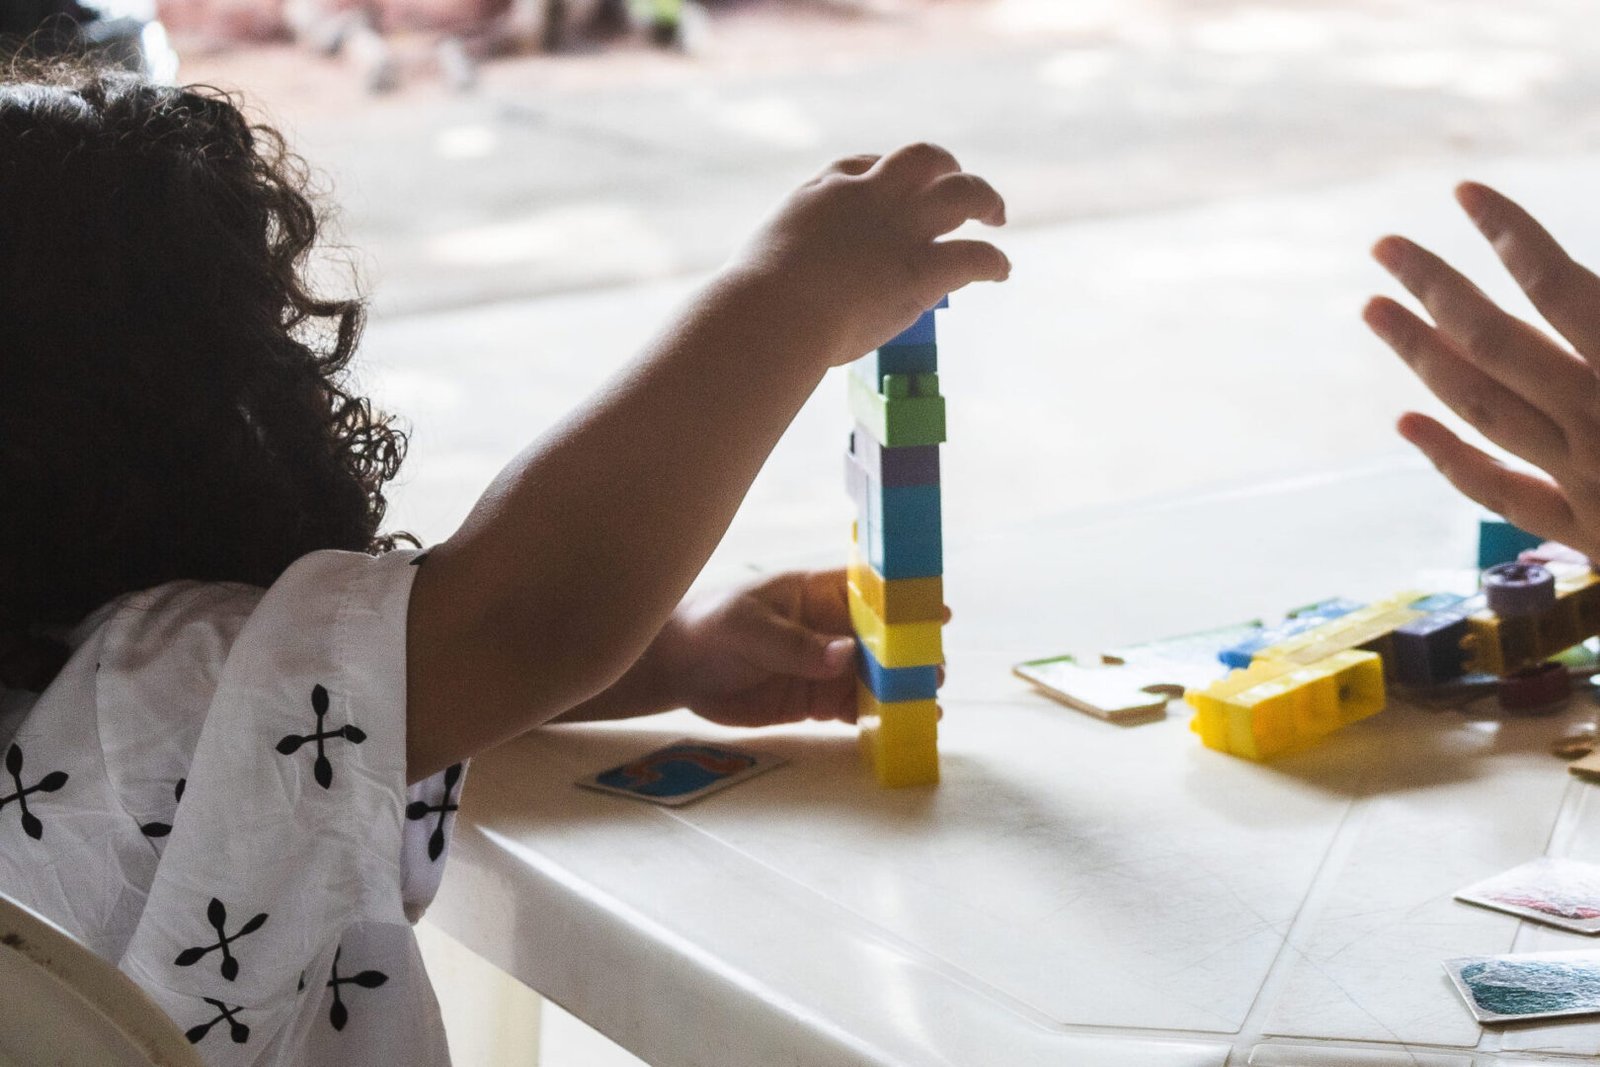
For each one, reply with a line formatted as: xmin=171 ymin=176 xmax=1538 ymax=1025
xmin=849 ymin=371 xmax=946 ymax=447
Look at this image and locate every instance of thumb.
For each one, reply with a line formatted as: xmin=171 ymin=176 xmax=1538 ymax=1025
xmin=744 ymin=610 xmax=856 ymax=681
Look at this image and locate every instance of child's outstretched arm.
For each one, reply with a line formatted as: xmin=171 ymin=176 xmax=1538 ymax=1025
xmin=405 ymin=144 xmax=1007 ymax=781
xmin=1364 ymin=182 xmax=1600 ymax=561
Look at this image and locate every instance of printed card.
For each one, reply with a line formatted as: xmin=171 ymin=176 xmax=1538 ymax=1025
xmin=1444 ymin=950 xmax=1600 ymax=1024
xmin=1456 ymin=858 xmax=1600 ymax=935
xmin=577 ymin=740 xmax=785 ymax=807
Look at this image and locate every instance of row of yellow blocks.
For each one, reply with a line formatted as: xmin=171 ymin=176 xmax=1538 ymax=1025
xmin=1188 ymin=572 xmax=1600 ymax=759
xmin=848 ymin=538 xmax=942 ymax=787
xmin=1186 ymin=595 xmax=1420 ymax=761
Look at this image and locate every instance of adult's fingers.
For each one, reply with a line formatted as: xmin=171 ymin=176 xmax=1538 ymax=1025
xmin=1397 ymin=412 xmax=1576 ymax=544
xmin=1363 ymin=296 xmax=1567 ymax=471
xmin=1372 ymin=235 xmax=1595 ymax=422
xmin=1457 ymin=182 xmax=1600 ymax=365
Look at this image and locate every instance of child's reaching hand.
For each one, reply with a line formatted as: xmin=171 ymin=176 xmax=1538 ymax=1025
xmin=1364 ymin=182 xmax=1600 ymax=561
xmin=729 ymin=143 xmax=1009 ymax=366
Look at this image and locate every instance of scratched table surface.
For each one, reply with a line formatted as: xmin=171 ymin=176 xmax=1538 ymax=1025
xmin=429 ymin=458 xmax=1600 ymax=1067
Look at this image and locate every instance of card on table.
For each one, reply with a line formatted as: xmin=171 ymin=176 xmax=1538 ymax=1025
xmin=577 ymin=740 xmax=785 ymax=807
xmin=1456 ymin=857 xmax=1600 ymax=934
xmin=1444 ymin=950 xmax=1600 ymax=1024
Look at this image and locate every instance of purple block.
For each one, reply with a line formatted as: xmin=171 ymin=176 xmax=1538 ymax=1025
xmin=850 ymin=423 xmax=939 ymax=487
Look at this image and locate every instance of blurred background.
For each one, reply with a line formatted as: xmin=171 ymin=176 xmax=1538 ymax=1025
xmin=21 ymin=0 xmax=1600 ymax=1062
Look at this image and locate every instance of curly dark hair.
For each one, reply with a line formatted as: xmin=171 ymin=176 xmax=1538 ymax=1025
xmin=0 ymin=62 xmax=407 ymax=684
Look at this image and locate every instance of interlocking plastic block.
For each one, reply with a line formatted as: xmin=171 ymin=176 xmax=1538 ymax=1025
xmin=848 ymin=425 xmax=940 ymax=487
xmin=1186 ymin=650 xmax=1386 ymax=760
xmin=883 ymin=310 xmax=938 ymax=348
xmin=1253 ymin=592 xmax=1427 ymax=669
xmin=848 ymin=538 xmax=943 ymax=623
xmin=856 ymin=345 xmax=939 ymax=391
xmin=1464 ymin=569 xmax=1600 ymax=676
xmin=848 ymin=581 xmax=942 ymax=668
xmin=1392 ymin=594 xmax=1477 ymax=687
xmin=848 ymin=372 xmax=946 ymax=448
xmin=1218 ymin=598 xmax=1364 ymax=669
xmin=1478 ymin=518 xmax=1544 ymax=569
xmin=856 ymin=682 xmax=939 ymax=787
xmin=863 ymin=483 xmax=942 ymax=580
xmin=858 ymin=642 xmax=939 ymax=703
xmin=843 ymin=441 xmax=871 ymax=518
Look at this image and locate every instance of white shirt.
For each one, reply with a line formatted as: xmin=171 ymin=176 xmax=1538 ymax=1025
xmin=0 ymin=548 xmax=461 ymax=1066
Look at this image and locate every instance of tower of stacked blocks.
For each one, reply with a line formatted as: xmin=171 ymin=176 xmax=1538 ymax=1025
xmin=844 ymin=297 xmax=948 ymax=787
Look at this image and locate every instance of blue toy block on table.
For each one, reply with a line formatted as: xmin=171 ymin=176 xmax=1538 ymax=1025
xmin=1392 ymin=594 xmax=1478 ymax=687
xmin=858 ymin=642 xmax=939 ymax=702
xmin=1478 ymin=518 xmax=1543 ymax=569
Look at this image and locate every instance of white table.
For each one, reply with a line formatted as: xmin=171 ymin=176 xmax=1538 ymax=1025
xmin=429 ymin=459 xmax=1600 ymax=1067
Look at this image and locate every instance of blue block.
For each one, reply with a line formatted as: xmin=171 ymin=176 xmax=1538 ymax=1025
xmin=884 ymin=310 xmax=937 ymax=347
xmin=1478 ymin=519 xmax=1543 ymax=569
xmin=864 ymin=483 xmax=942 ymax=580
xmin=858 ymin=642 xmax=939 ymax=702
xmin=1217 ymin=597 xmax=1364 ymax=668
xmin=855 ymin=345 xmax=938 ymax=391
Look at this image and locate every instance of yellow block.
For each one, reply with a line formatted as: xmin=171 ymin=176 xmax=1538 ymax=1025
xmin=848 ymin=582 xmax=942 ymax=668
xmin=1187 ymin=650 xmax=1386 ymax=760
xmin=848 ymin=540 xmax=943 ymax=624
xmin=1254 ymin=593 xmax=1425 ymax=667
xmin=857 ymin=682 xmax=939 ymax=787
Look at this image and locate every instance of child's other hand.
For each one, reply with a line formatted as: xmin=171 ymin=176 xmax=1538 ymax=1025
xmin=730 ymin=143 xmax=1009 ymax=366
xmin=657 ymin=569 xmax=861 ymax=728
xmin=1364 ymin=183 xmax=1600 ymax=561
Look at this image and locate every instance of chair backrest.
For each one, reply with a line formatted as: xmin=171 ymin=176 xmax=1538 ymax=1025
xmin=0 ymin=890 xmax=205 ymax=1067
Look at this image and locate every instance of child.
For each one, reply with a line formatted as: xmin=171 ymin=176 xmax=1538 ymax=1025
xmin=1365 ymin=183 xmax=1600 ymax=563
xmin=0 ymin=63 xmax=1007 ymax=1065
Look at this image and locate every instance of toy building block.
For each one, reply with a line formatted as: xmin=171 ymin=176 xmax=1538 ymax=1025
xmin=1252 ymin=592 xmax=1428 ymax=669
xmin=857 ymin=345 xmax=938 ymax=390
xmin=1391 ymin=594 xmax=1478 ymax=688
xmin=1186 ymin=650 xmax=1386 ymax=760
xmin=848 ymin=371 xmax=947 ymax=448
xmin=1479 ymin=518 xmax=1544 ymax=569
xmin=862 ymin=483 xmax=942 ymax=580
xmin=857 ymin=683 xmax=939 ymax=787
xmin=848 ymin=427 xmax=940 ymax=487
xmin=1218 ymin=597 xmax=1364 ymax=669
xmin=883 ymin=309 xmax=938 ymax=348
xmin=848 ymin=537 xmax=943 ymax=623
xmin=1463 ymin=569 xmax=1600 ymax=676
xmin=859 ymin=642 xmax=939 ymax=703
xmin=849 ymin=582 xmax=943 ymax=668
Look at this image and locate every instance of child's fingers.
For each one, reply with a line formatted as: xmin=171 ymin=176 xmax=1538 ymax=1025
xmin=1397 ymin=411 xmax=1577 ymax=543
xmin=823 ymin=154 xmax=881 ymax=178
xmin=805 ymin=674 xmax=857 ymax=723
xmin=1371 ymin=236 xmax=1595 ymax=423
xmin=741 ymin=606 xmax=855 ymax=682
xmin=1363 ymin=296 xmax=1568 ymax=472
xmin=871 ymin=142 xmax=962 ymax=193
xmin=922 ymin=239 xmax=1011 ymax=295
xmin=1456 ymin=182 xmax=1600 ymax=363
xmin=910 ymin=172 xmax=1006 ymax=237
xmin=800 ymin=568 xmax=852 ymax=634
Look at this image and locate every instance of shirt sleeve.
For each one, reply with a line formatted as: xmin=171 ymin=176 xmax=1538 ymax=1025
xmin=115 ymin=549 xmax=425 ymax=1064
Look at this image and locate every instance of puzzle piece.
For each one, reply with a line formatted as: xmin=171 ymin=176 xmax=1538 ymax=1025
xmin=1012 ymin=657 xmax=1185 ymax=722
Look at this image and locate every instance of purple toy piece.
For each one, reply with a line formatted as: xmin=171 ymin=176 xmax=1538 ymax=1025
xmin=1483 ymin=562 xmax=1556 ymax=618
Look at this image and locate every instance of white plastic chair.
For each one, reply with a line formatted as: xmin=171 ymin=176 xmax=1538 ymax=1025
xmin=0 ymin=890 xmax=204 ymax=1067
